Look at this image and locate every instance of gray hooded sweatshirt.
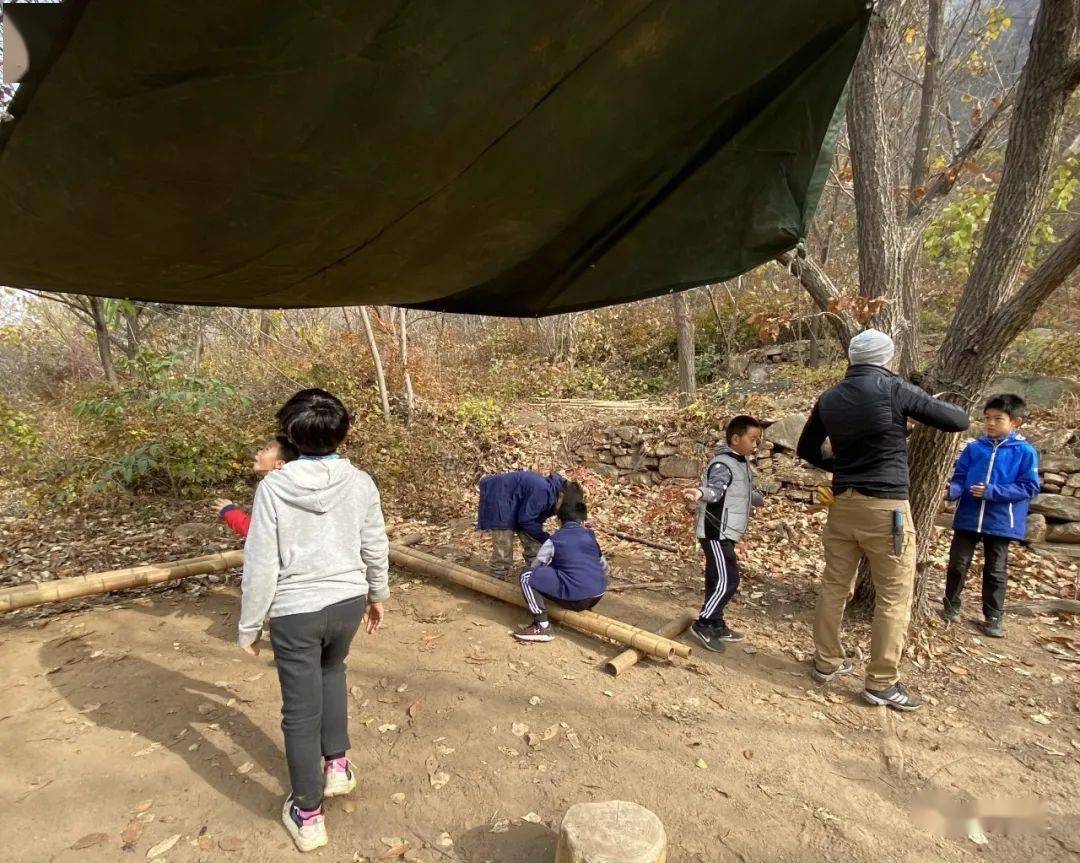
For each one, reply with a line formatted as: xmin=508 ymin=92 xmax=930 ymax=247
xmin=238 ymin=457 xmax=390 ymax=647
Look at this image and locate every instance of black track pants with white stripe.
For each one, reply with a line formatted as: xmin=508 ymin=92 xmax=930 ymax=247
xmin=698 ymin=538 xmax=740 ymax=626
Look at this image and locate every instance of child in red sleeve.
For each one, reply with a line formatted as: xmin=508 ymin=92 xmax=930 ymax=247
xmin=214 ymin=434 xmax=299 ymax=537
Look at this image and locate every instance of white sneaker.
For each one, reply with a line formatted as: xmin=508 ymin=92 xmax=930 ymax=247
xmin=323 ymin=758 xmax=357 ymax=798
xmin=281 ymin=796 xmax=328 ymax=853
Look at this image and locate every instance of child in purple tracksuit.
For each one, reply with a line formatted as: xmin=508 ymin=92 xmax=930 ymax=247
xmin=942 ymin=393 xmax=1040 ymax=638
xmin=512 ymin=483 xmax=608 ymax=643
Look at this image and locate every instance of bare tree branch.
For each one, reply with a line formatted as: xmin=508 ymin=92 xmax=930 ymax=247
xmin=775 ymin=251 xmax=857 ymax=348
xmin=907 ymin=89 xmax=1014 ymax=225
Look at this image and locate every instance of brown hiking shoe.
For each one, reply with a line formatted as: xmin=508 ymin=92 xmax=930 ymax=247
xmin=513 ymin=623 xmax=554 ymax=643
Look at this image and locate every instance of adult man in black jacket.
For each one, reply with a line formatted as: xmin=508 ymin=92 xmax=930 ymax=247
xmin=797 ymin=329 xmax=969 ymax=711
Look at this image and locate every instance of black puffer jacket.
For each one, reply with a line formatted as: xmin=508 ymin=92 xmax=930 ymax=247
xmin=796 ymin=365 xmax=970 ymax=499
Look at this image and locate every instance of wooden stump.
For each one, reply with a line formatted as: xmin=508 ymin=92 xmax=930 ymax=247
xmin=555 ymin=800 xmax=667 ymax=863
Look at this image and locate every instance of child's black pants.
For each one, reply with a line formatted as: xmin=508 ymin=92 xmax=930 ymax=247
xmin=269 ymin=595 xmax=366 ymax=810
xmin=944 ymin=529 xmax=1010 ymax=620
xmin=698 ymin=538 xmax=740 ymax=626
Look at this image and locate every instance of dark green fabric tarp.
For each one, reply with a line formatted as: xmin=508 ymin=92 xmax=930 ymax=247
xmin=0 ymin=1 xmax=868 ymax=315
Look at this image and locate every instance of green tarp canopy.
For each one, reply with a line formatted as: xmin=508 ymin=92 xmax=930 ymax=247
xmin=0 ymin=1 xmax=868 ymax=316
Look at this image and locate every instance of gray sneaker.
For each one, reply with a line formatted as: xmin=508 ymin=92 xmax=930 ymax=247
xmin=862 ymin=681 xmax=923 ymax=712
xmin=811 ymin=658 xmax=854 ymax=684
xmin=983 ymin=617 xmax=1005 ymax=638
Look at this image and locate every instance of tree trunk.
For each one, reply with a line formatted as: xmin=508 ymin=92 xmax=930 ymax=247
xmin=398 ymin=308 xmax=415 ymax=425
xmin=671 ymin=292 xmax=696 ymax=406
xmin=908 ymin=0 xmax=1080 ymax=620
xmin=775 ymin=251 xmax=857 ymax=349
xmin=909 ymin=0 xmax=944 ymax=203
xmin=258 ymin=309 xmax=272 ymax=348
xmin=846 ymin=2 xmax=919 ymax=374
xmin=360 ymin=306 xmax=392 ymax=422
xmin=87 ymin=296 xmax=118 ymax=385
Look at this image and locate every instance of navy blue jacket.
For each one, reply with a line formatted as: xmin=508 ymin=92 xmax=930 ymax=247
xmin=476 ymin=471 xmax=566 ymax=542
xmin=532 ymin=521 xmax=609 ymax=600
xmin=949 ymin=432 xmax=1040 ymax=541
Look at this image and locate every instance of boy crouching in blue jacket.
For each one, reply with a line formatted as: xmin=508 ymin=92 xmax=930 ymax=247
xmin=513 ymin=483 xmax=608 ymax=643
xmin=942 ymin=393 xmax=1040 ymax=638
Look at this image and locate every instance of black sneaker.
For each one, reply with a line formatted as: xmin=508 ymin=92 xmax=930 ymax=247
xmin=513 ymin=622 xmax=554 ymax=643
xmin=983 ymin=617 xmax=1005 ymax=638
xmin=811 ymin=658 xmax=854 ymax=684
xmin=939 ymin=603 xmax=960 ymax=623
xmin=862 ymin=682 xmax=923 ymax=712
xmin=689 ymin=621 xmax=725 ymax=653
xmin=713 ymin=624 xmax=745 ymax=642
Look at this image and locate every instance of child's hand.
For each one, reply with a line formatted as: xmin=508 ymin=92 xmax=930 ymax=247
xmin=364 ymin=601 xmax=384 ymax=634
xmin=213 ymin=498 xmax=233 ymax=513
xmin=242 ymin=637 xmax=261 ymax=657
xmin=682 ymin=488 xmax=703 ymax=503
xmin=970 ymin=484 xmax=986 ymax=498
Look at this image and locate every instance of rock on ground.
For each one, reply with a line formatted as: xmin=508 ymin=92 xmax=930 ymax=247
xmin=556 ymin=800 xmax=667 ymax=863
xmin=764 ymin=413 xmax=808 ymax=452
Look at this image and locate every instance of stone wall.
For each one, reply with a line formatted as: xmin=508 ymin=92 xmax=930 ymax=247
xmin=573 ymin=420 xmax=1080 ymax=554
xmin=572 ymin=418 xmax=829 ymax=502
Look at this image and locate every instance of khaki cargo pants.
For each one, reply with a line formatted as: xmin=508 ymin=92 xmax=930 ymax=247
xmin=489 ymin=530 xmax=542 ymax=580
xmin=813 ymin=490 xmax=916 ymax=691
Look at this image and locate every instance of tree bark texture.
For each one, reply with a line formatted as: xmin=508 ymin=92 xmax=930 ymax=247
xmin=360 ymin=306 xmax=392 ymax=422
xmin=908 ymin=0 xmax=1080 ymax=617
xmin=672 ymin=292 xmax=696 ymax=407
xmin=87 ymin=296 xmax=118 ymax=384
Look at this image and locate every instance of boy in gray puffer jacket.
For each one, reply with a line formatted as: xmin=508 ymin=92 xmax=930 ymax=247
xmin=682 ymin=415 xmax=764 ymax=652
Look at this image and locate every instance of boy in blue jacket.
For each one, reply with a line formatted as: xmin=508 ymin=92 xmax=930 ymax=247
xmin=942 ymin=393 xmax=1040 ymax=638
xmin=477 ymin=470 xmax=566 ymax=580
xmin=513 ymin=483 xmax=609 ymax=643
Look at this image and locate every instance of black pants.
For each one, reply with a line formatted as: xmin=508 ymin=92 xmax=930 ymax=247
xmin=268 ymin=595 xmax=366 ymax=810
xmin=698 ymin=538 xmax=740 ymax=626
xmin=944 ymin=529 xmax=1011 ymax=620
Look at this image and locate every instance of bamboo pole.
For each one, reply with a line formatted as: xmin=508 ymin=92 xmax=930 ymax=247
xmin=2 ymin=542 xmax=692 ymax=666
xmin=0 ymin=550 xmax=245 ymax=614
xmin=389 ymin=545 xmax=690 ymax=661
xmin=604 ymin=610 xmax=697 ymax=676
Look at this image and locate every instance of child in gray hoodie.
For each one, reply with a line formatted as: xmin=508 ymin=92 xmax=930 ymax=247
xmin=239 ymin=388 xmax=389 ymax=853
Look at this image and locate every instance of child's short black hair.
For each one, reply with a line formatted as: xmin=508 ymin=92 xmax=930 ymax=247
xmin=276 ymin=388 xmax=350 ymax=456
xmin=984 ymin=393 xmax=1027 ymax=420
xmin=726 ymin=415 xmax=762 ymax=443
xmin=557 ymin=481 xmax=587 ymax=523
xmin=274 ymin=433 xmax=301 ymax=463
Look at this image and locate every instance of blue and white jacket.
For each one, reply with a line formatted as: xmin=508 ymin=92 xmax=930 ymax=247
xmin=948 ymin=432 xmax=1040 ymax=541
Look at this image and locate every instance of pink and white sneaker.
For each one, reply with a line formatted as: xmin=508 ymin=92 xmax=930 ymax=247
xmin=282 ymin=796 xmax=327 ymax=853
xmin=323 ymin=757 xmax=356 ymax=798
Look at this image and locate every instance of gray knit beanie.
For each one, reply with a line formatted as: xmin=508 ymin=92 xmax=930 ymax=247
xmin=848 ymin=328 xmax=895 ymax=366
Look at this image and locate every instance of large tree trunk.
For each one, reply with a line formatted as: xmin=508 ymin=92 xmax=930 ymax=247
xmin=846 ymin=2 xmax=920 ymax=374
xmin=360 ymin=306 xmax=392 ymax=422
xmin=672 ymin=292 xmax=696 ymax=406
xmin=87 ymin=296 xmax=118 ymax=385
xmin=908 ymin=0 xmax=1080 ymax=620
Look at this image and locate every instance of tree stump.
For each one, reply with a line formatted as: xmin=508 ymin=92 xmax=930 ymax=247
xmin=555 ymin=800 xmax=667 ymax=863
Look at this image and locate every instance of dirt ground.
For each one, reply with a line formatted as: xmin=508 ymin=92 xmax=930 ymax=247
xmin=2 ymin=525 xmax=1079 ymax=863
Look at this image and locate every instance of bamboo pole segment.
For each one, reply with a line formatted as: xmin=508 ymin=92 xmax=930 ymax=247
xmin=604 ymin=610 xmax=697 ymax=676
xmin=389 ymin=545 xmax=690 ymax=661
xmin=0 ymin=550 xmax=244 ymax=614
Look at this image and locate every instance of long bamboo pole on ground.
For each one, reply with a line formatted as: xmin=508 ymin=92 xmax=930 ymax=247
xmin=389 ymin=545 xmax=690 ymax=661
xmin=1 ymin=543 xmax=692 ymax=663
xmin=604 ymin=610 xmax=697 ymax=676
xmin=0 ymin=550 xmax=244 ymax=613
